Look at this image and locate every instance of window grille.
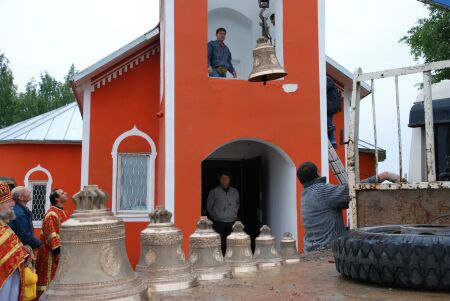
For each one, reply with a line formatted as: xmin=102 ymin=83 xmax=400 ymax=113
xmin=30 ymin=182 xmax=48 ymax=221
xmin=118 ymin=153 xmax=151 ymax=212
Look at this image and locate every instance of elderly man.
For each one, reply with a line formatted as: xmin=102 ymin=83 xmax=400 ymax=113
xmin=208 ymin=27 xmax=237 ymax=78
xmin=36 ymin=188 xmax=69 ymax=298
xmin=297 ymin=162 xmax=401 ymax=252
xmin=8 ymin=186 xmax=41 ymax=250
xmin=0 ymin=182 xmax=30 ymax=301
xmin=207 ymin=172 xmax=240 ymax=255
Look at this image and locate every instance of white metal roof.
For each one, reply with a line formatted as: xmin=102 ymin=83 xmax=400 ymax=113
xmin=0 ymin=102 xmax=82 ymax=143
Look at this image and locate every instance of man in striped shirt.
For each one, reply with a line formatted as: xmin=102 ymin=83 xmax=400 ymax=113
xmin=297 ymin=162 xmax=400 ymax=252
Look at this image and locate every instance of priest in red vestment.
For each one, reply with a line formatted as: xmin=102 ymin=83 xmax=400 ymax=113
xmin=36 ymin=188 xmax=69 ymax=299
xmin=0 ymin=182 xmax=30 ymax=301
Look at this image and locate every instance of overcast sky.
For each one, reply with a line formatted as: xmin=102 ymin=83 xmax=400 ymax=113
xmin=0 ymin=0 xmax=430 ymax=176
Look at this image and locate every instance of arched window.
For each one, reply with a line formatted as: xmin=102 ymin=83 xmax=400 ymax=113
xmin=24 ymin=164 xmax=53 ymax=227
xmin=111 ymin=126 xmax=157 ymax=221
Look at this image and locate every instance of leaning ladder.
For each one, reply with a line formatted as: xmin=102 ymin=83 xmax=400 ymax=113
xmin=328 ymin=140 xmax=348 ymax=185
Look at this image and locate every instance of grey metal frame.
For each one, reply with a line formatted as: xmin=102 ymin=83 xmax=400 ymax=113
xmin=347 ymin=60 xmax=450 ymax=229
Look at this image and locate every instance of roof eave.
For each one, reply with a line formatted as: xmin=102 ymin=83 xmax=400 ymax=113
xmin=0 ymin=140 xmax=82 ymax=145
xmin=71 ymin=25 xmax=160 ymax=112
xmin=326 ymin=56 xmax=371 ymax=98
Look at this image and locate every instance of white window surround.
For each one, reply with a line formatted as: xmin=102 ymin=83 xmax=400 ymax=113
xmin=111 ymin=126 xmax=157 ymax=221
xmin=24 ymin=164 xmax=52 ymax=228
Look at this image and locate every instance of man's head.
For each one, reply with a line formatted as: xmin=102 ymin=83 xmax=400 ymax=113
xmin=219 ymin=171 xmax=231 ymax=189
xmin=216 ymin=27 xmax=227 ymax=42
xmin=50 ymin=188 xmax=68 ymax=207
xmin=297 ymin=162 xmax=320 ymax=184
xmin=0 ymin=182 xmax=16 ymax=222
xmin=11 ymin=186 xmax=31 ymax=205
xmin=270 ymin=13 xmax=275 ymax=26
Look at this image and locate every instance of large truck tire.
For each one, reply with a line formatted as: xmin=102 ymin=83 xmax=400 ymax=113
xmin=333 ymin=225 xmax=450 ymax=290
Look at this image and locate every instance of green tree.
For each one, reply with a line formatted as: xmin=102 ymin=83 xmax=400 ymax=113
xmin=0 ymin=53 xmax=18 ymax=128
xmin=15 ymin=65 xmax=76 ymax=123
xmin=400 ymin=5 xmax=450 ymax=83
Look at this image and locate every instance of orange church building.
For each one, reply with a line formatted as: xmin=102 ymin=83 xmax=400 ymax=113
xmin=0 ymin=0 xmax=385 ymax=267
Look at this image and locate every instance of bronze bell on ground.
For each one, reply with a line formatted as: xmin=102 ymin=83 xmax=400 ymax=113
xmin=225 ymin=221 xmax=258 ymax=274
xmin=189 ymin=216 xmax=232 ymax=280
xmin=253 ymin=225 xmax=283 ymax=269
xmin=136 ymin=206 xmax=197 ymax=294
xmin=280 ymin=232 xmax=300 ymax=264
xmin=41 ymin=185 xmax=148 ymax=301
xmin=248 ymin=37 xmax=287 ymax=84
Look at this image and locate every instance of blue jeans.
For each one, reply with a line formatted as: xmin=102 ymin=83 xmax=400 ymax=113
xmin=209 ymin=70 xmax=226 ymax=78
xmin=327 ymin=113 xmax=337 ymax=146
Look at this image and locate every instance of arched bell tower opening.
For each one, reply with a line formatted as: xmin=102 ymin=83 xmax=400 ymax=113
xmin=201 ymin=139 xmax=297 ymax=250
xmin=208 ymin=0 xmax=284 ymax=80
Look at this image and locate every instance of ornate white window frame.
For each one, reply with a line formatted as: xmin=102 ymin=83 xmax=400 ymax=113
xmin=24 ymin=164 xmax=53 ymax=228
xmin=111 ymin=126 xmax=157 ymax=221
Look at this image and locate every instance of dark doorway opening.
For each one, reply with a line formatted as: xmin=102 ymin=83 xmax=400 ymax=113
xmin=201 ymin=157 xmax=262 ymax=250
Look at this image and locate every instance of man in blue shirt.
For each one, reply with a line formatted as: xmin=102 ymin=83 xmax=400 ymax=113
xmin=208 ymin=27 xmax=237 ymax=78
xmin=8 ymin=186 xmax=41 ymax=250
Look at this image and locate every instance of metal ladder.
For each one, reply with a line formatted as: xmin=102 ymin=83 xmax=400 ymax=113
xmin=328 ymin=140 xmax=348 ymax=185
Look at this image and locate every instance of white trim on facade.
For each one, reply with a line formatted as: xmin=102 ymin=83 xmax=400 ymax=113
xmin=24 ymin=164 xmax=53 ymax=228
xmin=111 ymin=126 xmax=157 ymax=221
xmin=163 ymin=0 xmax=176 ymax=220
xmin=318 ymin=0 xmax=329 ymax=179
xmin=91 ymin=46 xmax=160 ymax=92
xmin=81 ymin=84 xmax=91 ymax=188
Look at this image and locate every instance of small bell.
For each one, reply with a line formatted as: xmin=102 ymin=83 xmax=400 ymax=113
xmin=189 ymin=216 xmax=232 ymax=280
xmin=41 ymin=185 xmax=148 ymax=301
xmin=280 ymin=232 xmax=300 ymax=264
xmin=225 ymin=221 xmax=258 ymax=274
xmin=253 ymin=225 xmax=283 ymax=269
xmin=136 ymin=207 xmax=197 ymax=294
xmin=248 ymin=37 xmax=287 ymax=84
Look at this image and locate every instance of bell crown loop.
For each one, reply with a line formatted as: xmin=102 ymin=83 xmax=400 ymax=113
xmin=196 ymin=216 xmax=214 ymax=230
xmin=232 ymin=221 xmax=245 ymax=232
xmin=149 ymin=206 xmax=173 ymax=223
xmin=72 ymin=185 xmax=108 ymax=211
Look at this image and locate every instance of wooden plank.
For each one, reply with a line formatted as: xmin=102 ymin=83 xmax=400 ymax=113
xmin=357 ymin=60 xmax=450 ymax=82
xmin=348 ymin=68 xmax=362 ymax=229
xmin=395 ymin=76 xmax=403 ymax=179
xmin=370 ymin=79 xmax=379 ymax=182
xmin=423 ymin=71 xmax=436 ymax=182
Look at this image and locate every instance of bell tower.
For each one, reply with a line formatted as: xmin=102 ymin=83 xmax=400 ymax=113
xmin=160 ymin=0 xmax=326 ymax=252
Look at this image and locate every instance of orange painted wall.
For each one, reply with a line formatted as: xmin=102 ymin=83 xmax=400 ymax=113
xmin=359 ymin=152 xmax=377 ymax=180
xmin=0 ymin=143 xmax=81 ymax=237
xmin=171 ymin=0 xmax=322 ymax=253
xmin=88 ymin=49 xmax=160 ymax=267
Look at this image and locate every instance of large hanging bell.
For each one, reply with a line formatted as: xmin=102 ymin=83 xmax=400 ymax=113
xmin=253 ymin=225 xmax=283 ymax=269
xmin=189 ymin=216 xmax=232 ymax=280
xmin=225 ymin=221 xmax=258 ymax=274
xmin=136 ymin=206 xmax=197 ymax=294
xmin=40 ymin=185 xmax=148 ymax=301
xmin=248 ymin=37 xmax=287 ymax=84
xmin=280 ymin=232 xmax=300 ymax=264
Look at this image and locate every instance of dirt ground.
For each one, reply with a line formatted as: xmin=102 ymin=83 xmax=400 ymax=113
xmin=151 ymin=251 xmax=450 ymax=301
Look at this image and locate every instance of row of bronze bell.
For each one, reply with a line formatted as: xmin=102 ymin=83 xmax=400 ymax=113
xmin=41 ymin=185 xmax=300 ymax=301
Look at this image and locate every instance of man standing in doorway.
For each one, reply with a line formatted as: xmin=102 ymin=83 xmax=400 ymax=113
xmin=207 ymin=27 xmax=237 ymax=78
xmin=207 ymin=172 xmax=240 ymax=255
xmin=36 ymin=188 xmax=69 ymax=299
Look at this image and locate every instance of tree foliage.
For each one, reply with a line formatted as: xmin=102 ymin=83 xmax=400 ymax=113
xmin=0 ymin=52 xmax=76 ymax=128
xmin=0 ymin=54 xmax=18 ymax=128
xmin=400 ymin=5 xmax=450 ymax=83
